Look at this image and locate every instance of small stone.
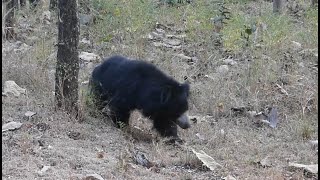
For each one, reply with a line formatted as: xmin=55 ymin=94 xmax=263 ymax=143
xmin=163 ymin=38 xmax=181 ymax=46
xmin=260 ymin=156 xmax=272 ymax=167
xmin=36 ymin=123 xmax=49 ymax=132
xmin=195 ymin=133 xmax=205 ymax=141
xmin=223 ymin=175 xmax=237 ymax=180
xmin=84 ymin=174 xmax=104 ymax=180
xmin=220 ymin=129 xmax=225 ymax=136
xmin=155 ymin=28 xmax=165 ymax=34
xmin=80 ymin=38 xmax=91 ymax=45
xmin=25 ymin=111 xmax=36 ymax=117
xmin=216 ymin=65 xmax=229 ymax=75
xmin=291 ymin=41 xmax=302 ymax=51
xmin=42 ymin=11 xmax=51 ymax=21
xmin=67 ymin=131 xmax=81 ymax=140
xmin=223 ymin=58 xmax=237 ymax=66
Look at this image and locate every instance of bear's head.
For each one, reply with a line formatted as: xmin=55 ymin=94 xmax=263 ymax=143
xmin=160 ymin=82 xmax=191 ymax=129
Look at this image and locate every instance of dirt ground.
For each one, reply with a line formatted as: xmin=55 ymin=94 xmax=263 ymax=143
xmin=2 ymin=0 xmax=318 ymax=180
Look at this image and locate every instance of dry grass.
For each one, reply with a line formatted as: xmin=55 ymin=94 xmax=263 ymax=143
xmin=2 ymin=0 xmax=318 ymax=179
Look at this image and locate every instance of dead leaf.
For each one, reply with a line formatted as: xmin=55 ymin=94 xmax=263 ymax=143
xmin=191 ymin=149 xmax=222 ymax=171
xmin=268 ymin=107 xmax=278 ymax=128
xmin=275 ymin=83 xmax=289 ymax=96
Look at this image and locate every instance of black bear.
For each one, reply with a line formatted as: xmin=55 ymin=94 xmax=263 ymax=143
xmin=89 ymin=55 xmax=190 ymax=139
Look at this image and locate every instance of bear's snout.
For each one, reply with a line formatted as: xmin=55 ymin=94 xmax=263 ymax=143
xmin=176 ymin=113 xmax=190 ymax=129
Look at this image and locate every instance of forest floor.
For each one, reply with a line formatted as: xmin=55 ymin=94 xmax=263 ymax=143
xmin=2 ymin=0 xmax=318 ymax=179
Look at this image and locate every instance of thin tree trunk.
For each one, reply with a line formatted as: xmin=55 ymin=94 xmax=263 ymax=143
xmin=4 ymin=0 xmax=16 ymax=39
xmin=55 ymin=0 xmax=79 ymax=115
xmin=14 ymin=0 xmax=20 ymax=9
xmin=273 ymin=0 xmax=282 ymax=13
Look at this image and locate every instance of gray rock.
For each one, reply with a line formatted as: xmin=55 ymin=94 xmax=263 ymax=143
xmin=2 ymin=121 xmax=23 ymax=132
xmin=79 ymin=52 xmax=100 ymax=63
xmin=3 ymin=81 xmax=26 ymax=97
xmin=85 ymin=174 xmax=104 ymax=180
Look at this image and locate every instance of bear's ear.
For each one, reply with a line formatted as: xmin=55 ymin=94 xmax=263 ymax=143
xmin=160 ymin=86 xmax=172 ymax=104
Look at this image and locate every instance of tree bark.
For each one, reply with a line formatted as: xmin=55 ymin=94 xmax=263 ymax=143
xmin=4 ymin=0 xmax=16 ymax=39
xmin=55 ymin=0 xmax=79 ymax=115
xmin=273 ymin=0 xmax=282 ymax=13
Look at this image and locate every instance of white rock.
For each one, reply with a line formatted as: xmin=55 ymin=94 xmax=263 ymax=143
xmin=223 ymin=58 xmax=237 ymax=66
xmin=2 ymin=121 xmax=23 ymax=132
xmin=309 ymin=140 xmax=318 ymax=148
xmin=3 ymin=81 xmax=26 ymax=97
xmin=216 ymin=65 xmax=229 ymax=75
xmin=298 ymin=62 xmax=304 ymax=67
xmin=80 ymin=38 xmax=91 ymax=45
xmin=25 ymin=111 xmax=36 ymax=117
xmin=155 ymin=28 xmax=165 ymax=34
xmin=79 ymin=52 xmax=100 ymax=62
xmin=223 ymin=175 xmax=237 ymax=180
xmin=38 ymin=165 xmax=51 ymax=176
xmin=220 ymin=129 xmax=225 ymax=136
xmin=195 ymin=133 xmax=205 ymax=141
xmin=163 ymin=38 xmax=181 ymax=46
xmin=291 ymin=41 xmax=302 ymax=51
xmin=85 ymin=174 xmax=104 ymax=180
xmin=42 ymin=11 xmax=51 ymax=21
xmin=81 ymin=81 xmax=89 ymax=85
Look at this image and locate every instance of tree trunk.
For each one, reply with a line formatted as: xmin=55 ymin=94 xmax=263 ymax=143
xmin=14 ymin=0 xmax=20 ymax=9
xmin=49 ymin=0 xmax=57 ymax=10
xmin=55 ymin=0 xmax=79 ymax=115
xmin=273 ymin=0 xmax=282 ymax=13
xmin=4 ymin=0 xmax=16 ymax=39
